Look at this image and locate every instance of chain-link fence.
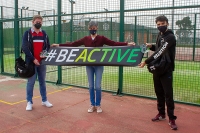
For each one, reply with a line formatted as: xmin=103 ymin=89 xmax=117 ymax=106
xmin=0 ymin=0 xmax=200 ymax=105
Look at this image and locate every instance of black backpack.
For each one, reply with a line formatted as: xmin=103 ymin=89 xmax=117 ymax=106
xmin=15 ymin=56 xmax=35 ymax=78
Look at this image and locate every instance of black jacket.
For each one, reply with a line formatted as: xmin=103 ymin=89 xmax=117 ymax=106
xmin=145 ymin=29 xmax=176 ymax=71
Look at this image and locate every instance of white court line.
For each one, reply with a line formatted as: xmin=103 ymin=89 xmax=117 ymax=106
xmin=0 ymin=77 xmax=26 ymax=82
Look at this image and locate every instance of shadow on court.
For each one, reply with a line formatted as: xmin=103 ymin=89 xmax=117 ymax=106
xmin=0 ymin=75 xmax=199 ymax=133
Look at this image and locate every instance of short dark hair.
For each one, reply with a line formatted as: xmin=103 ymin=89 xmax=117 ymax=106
xmin=155 ymin=15 xmax=168 ymax=23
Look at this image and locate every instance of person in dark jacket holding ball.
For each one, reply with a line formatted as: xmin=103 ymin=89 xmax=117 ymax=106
xmin=138 ymin=15 xmax=177 ymax=130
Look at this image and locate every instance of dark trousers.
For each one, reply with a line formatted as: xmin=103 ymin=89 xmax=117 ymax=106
xmin=153 ymin=71 xmax=177 ymax=120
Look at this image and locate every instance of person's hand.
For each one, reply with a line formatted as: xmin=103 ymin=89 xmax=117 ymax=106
xmin=146 ymin=43 xmax=152 ymax=48
xmin=33 ymin=59 xmax=40 ymax=65
xmin=51 ymin=44 xmax=59 ymax=47
xmin=40 ymin=56 xmax=46 ymax=59
xmin=127 ymin=42 xmax=136 ymax=46
xmin=138 ymin=62 xmax=146 ymax=68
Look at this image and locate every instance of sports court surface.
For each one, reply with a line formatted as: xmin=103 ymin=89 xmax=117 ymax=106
xmin=0 ymin=75 xmax=199 ymax=133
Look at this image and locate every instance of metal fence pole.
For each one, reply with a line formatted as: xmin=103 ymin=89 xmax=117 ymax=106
xmin=69 ymin=0 xmax=75 ymax=42
xmin=134 ymin=16 xmax=137 ymax=43
xmin=110 ymin=17 xmax=112 ymax=40
xmin=0 ymin=6 xmax=4 ymax=73
xmin=14 ymin=0 xmax=20 ymax=76
xmin=57 ymin=0 xmax=62 ymax=84
xmin=53 ymin=9 xmax=56 ymax=43
xmin=21 ymin=9 xmax=23 ymax=38
xmin=192 ymin=14 xmax=197 ymax=61
xmin=117 ymin=0 xmax=125 ymax=95
xmin=171 ymin=0 xmax=174 ymax=30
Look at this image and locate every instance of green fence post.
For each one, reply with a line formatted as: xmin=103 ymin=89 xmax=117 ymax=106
xmin=146 ymin=29 xmax=149 ymax=58
xmin=147 ymin=29 xmax=149 ymax=43
xmin=110 ymin=17 xmax=112 ymax=40
xmin=142 ymin=25 xmax=144 ymax=44
xmin=0 ymin=6 xmax=4 ymax=73
xmin=116 ymin=0 xmax=125 ymax=96
xmin=134 ymin=16 xmax=137 ymax=44
xmin=53 ymin=9 xmax=56 ymax=43
xmin=20 ymin=9 xmax=23 ymax=38
xmin=57 ymin=0 xmax=62 ymax=84
xmin=192 ymin=14 xmax=197 ymax=61
xmin=171 ymin=0 xmax=174 ymax=31
xmin=69 ymin=0 xmax=75 ymax=42
xmin=14 ymin=0 xmax=20 ymax=77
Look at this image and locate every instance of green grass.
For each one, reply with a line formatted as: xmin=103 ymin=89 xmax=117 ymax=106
xmin=3 ymin=54 xmax=16 ymax=74
xmin=173 ymin=61 xmax=200 ymax=104
xmin=1 ymin=54 xmax=200 ymax=104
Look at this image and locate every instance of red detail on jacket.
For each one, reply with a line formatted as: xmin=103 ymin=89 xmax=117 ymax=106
xmin=31 ymin=31 xmax=44 ymax=62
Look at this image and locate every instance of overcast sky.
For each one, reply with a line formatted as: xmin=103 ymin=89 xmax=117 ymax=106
xmin=1 ymin=0 xmax=200 ymax=30
xmin=1 ymin=0 xmax=199 ymax=14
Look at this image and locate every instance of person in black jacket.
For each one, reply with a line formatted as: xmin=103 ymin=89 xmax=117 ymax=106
xmin=22 ymin=15 xmax=53 ymax=111
xmin=138 ymin=15 xmax=177 ymax=130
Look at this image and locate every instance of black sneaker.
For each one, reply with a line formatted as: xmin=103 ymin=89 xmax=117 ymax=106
xmin=169 ymin=119 xmax=178 ymax=130
xmin=152 ymin=114 xmax=166 ymax=121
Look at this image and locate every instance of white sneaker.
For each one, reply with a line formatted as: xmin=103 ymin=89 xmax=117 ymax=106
xmin=88 ymin=106 xmax=95 ymax=113
xmin=96 ymin=106 xmax=102 ymax=113
xmin=42 ymin=100 xmax=53 ymax=107
xmin=26 ymin=102 xmax=32 ymax=111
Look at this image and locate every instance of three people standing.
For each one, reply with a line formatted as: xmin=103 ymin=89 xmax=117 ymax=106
xmin=22 ymin=14 xmax=177 ymax=130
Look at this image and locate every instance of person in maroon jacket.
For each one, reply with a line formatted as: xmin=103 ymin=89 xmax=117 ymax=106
xmin=52 ymin=21 xmax=135 ymax=113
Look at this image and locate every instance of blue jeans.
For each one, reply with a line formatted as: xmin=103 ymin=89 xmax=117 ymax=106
xmin=86 ymin=66 xmax=104 ymax=106
xmin=26 ymin=65 xmax=47 ymax=103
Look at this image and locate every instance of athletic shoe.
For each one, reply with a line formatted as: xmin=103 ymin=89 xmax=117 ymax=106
xmin=169 ymin=119 xmax=178 ymax=130
xmin=96 ymin=106 xmax=103 ymax=113
xmin=42 ymin=100 xmax=53 ymax=107
xmin=152 ymin=114 xmax=166 ymax=121
xmin=88 ymin=106 xmax=95 ymax=113
xmin=26 ymin=102 xmax=32 ymax=111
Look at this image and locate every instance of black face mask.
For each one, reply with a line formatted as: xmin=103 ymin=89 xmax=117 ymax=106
xmin=89 ymin=30 xmax=97 ymax=35
xmin=34 ymin=23 xmax=42 ymax=29
xmin=157 ymin=25 xmax=167 ymax=33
